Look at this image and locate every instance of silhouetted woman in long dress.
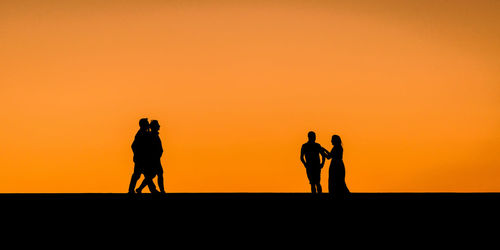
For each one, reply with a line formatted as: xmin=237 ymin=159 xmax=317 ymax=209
xmin=322 ymin=135 xmax=350 ymax=198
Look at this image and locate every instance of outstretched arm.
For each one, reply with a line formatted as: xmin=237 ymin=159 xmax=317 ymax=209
xmin=321 ymin=147 xmax=331 ymax=159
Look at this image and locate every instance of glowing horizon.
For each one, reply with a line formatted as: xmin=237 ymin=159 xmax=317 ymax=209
xmin=1 ymin=0 xmax=499 ymax=193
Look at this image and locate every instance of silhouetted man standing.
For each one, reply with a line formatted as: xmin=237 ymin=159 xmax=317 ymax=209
xmin=300 ymin=131 xmax=325 ymax=194
xmin=128 ymin=118 xmax=158 ymax=194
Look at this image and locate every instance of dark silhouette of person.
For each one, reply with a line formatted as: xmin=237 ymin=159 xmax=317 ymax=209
xmin=128 ymin=118 xmax=158 ymax=194
xmin=322 ymin=135 xmax=350 ymax=198
xmin=136 ymin=120 xmax=165 ymax=194
xmin=300 ymin=131 xmax=325 ymax=194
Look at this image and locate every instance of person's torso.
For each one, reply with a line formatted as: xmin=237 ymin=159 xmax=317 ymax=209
xmin=331 ymin=146 xmax=343 ymax=163
xmin=302 ymin=142 xmax=322 ymax=165
xmin=149 ymin=133 xmax=163 ymax=158
xmin=133 ymin=130 xmax=151 ymax=160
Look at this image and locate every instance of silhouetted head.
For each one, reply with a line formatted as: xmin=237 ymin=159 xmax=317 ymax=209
xmin=139 ymin=118 xmax=149 ymax=131
xmin=332 ymin=135 xmax=342 ymax=146
xmin=307 ymin=131 xmax=316 ymax=142
xmin=150 ymin=120 xmax=160 ymax=132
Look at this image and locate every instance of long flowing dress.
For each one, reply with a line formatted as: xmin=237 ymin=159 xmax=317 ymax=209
xmin=328 ymin=146 xmax=350 ymax=197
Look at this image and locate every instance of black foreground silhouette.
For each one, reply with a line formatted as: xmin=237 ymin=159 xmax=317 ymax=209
xmin=129 ymin=118 xmax=165 ymax=194
xmin=2 ymin=193 xmax=499 ymax=244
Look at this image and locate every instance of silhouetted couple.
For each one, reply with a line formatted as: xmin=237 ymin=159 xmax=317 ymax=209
xmin=300 ymin=131 xmax=350 ymax=198
xmin=128 ymin=118 xmax=165 ymax=194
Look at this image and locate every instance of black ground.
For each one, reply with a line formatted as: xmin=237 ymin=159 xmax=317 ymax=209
xmin=2 ymin=193 xmax=498 ymax=246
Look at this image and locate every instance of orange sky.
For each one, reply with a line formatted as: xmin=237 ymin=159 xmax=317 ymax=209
xmin=0 ymin=0 xmax=499 ymax=193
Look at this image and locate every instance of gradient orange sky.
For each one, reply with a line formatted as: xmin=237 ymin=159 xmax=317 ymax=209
xmin=1 ymin=0 xmax=499 ymax=192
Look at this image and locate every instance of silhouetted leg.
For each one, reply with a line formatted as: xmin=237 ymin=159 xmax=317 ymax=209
xmin=137 ymin=175 xmax=158 ymax=193
xmin=128 ymin=170 xmax=141 ymax=193
xmin=157 ymin=173 xmax=165 ymax=193
xmin=147 ymin=177 xmax=158 ymax=193
xmin=136 ymin=176 xmax=148 ymax=193
xmin=317 ymin=184 xmax=322 ymax=194
xmin=310 ymin=184 xmax=316 ymax=194
xmin=328 ymin=179 xmax=332 ymax=195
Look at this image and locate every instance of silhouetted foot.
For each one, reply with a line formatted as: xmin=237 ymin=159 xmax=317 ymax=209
xmin=127 ymin=190 xmax=135 ymax=195
xmin=135 ymin=188 xmax=142 ymax=194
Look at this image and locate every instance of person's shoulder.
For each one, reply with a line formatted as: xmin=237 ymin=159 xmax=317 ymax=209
xmin=136 ymin=130 xmax=151 ymax=138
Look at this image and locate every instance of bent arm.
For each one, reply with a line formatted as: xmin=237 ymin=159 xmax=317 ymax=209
xmin=300 ymin=148 xmax=306 ymax=166
xmin=131 ymin=138 xmax=138 ymax=153
xmin=321 ymin=147 xmax=332 ymax=159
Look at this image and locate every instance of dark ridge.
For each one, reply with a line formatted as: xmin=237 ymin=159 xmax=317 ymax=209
xmin=2 ymin=193 xmax=498 ymax=245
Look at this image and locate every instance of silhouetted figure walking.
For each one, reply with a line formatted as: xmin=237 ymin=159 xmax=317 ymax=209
xmin=136 ymin=120 xmax=165 ymax=194
xmin=300 ymin=131 xmax=325 ymax=194
xmin=128 ymin=118 xmax=158 ymax=194
xmin=322 ymin=135 xmax=350 ymax=198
